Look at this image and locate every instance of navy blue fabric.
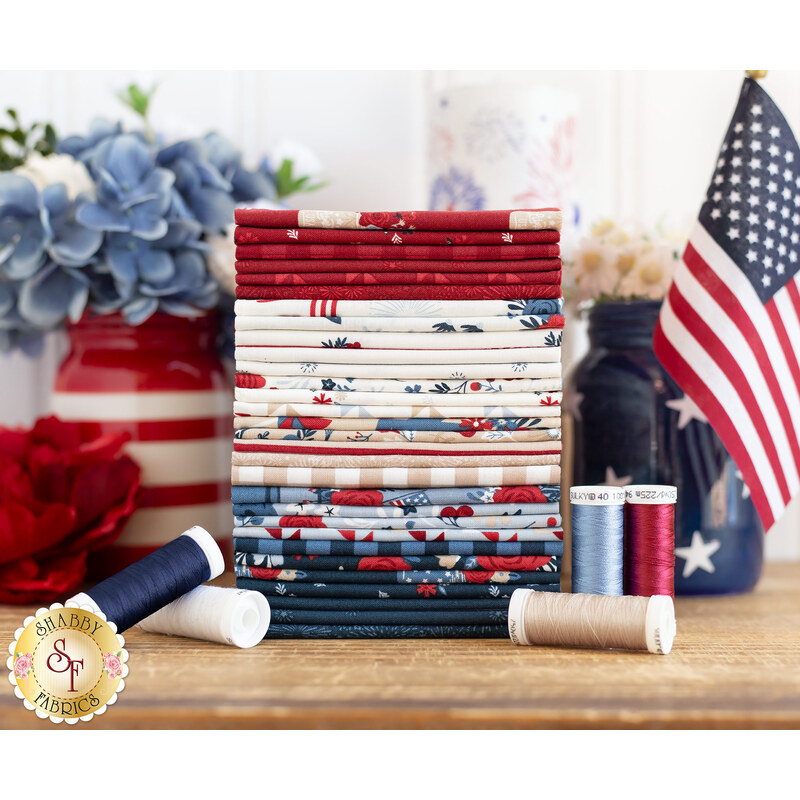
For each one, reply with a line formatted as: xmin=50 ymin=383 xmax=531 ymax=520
xmin=271 ymin=608 xmax=508 ymax=625
xmin=236 ymin=577 xmax=559 ymax=598
xmin=268 ymin=596 xmax=515 ymax=611
xmin=264 ymin=624 xmax=509 ymax=639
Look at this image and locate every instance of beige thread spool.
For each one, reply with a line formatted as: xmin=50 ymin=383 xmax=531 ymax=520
xmin=508 ymin=589 xmax=676 ymax=654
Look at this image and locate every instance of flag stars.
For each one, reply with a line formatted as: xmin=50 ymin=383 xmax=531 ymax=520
xmin=749 ymin=157 xmax=762 ymax=170
xmin=764 ymin=255 xmax=774 ymax=268
xmin=767 ymin=180 xmax=778 ymax=193
xmin=730 ymin=190 xmax=742 ymax=203
xmin=751 ymin=121 xmax=763 ymax=134
xmin=765 ymin=237 xmax=775 ymax=250
xmin=778 ymin=243 xmax=787 ymax=256
xmin=765 ymin=218 xmax=777 ymax=231
xmin=746 ymin=249 xmax=758 ymax=262
xmin=730 ymin=173 xmax=742 ymax=185
xmin=713 ymin=191 xmax=722 ymax=202
xmin=717 ymin=157 xmax=726 ymax=168
xmin=749 ymin=176 xmax=761 ymax=188
xmin=793 ymin=213 xmax=800 ymax=225
xmin=792 ymin=232 xmax=800 ymax=244
xmin=752 ymin=140 xmax=763 ymax=152
xmin=731 ymin=156 xmax=743 ymax=168
xmin=714 ymin=174 xmax=725 ymax=186
xmin=782 ymin=207 xmax=791 ymax=219
xmin=748 ymin=194 xmax=760 ymax=206
xmin=783 ymin=187 xmax=793 ymax=201
xmin=746 ymin=230 xmax=759 ymax=244
xmin=752 ymin=104 xmax=762 ymax=116
xmin=787 ymin=151 xmax=795 ymax=163
xmin=710 ymin=208 xmax=721 ymax=219
xmin=791 ymin=251 xmax=798 ymax=263
xmin=733 ymin=139 xmax=743 ymax=150
xmin=734 ymin=122 xmax=744 ymax=132
xmin=763 ymin=274 xmax=772 ymax=287
xmin=766 ymin=199 xmax=778 ymax=213
xmin=728 ymin=209 xmax=741 ymax=222
xmin=785 ymin=169 xmax=793 ymax=181
xmin=770 ymin=125 xmax=780 ymax=137
xmin=777 ymin=263 xmax=786 ymax=275
xmin=728 ymin=227 xmax=740 ymax=240
xmin=780 ymin=224 xmax=789 ymax=237
xmin=768 ymin=162 xmax=780 ymax=175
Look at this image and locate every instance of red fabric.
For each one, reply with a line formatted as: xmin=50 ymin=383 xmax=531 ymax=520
xmin=235 ymin=270 xmax=562 ymax=286
xmin=235 ymin=243 xmax=560 ymax=261
xmin=234 ymin=208 xmax=559 ymax=231
xmin=235 ymin=226 xmax=560 ymax=246
xmin=235 ymin=258 xmax=562 ymax=274
xmin=236 ymin=284 xmax=563 ymax=300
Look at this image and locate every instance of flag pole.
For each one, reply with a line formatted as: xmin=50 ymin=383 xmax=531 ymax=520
xmin=746 ymin=70 xmax=768 ymax=80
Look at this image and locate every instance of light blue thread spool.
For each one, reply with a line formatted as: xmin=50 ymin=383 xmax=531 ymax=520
xmin=570 ymin=486 xmax=625 ymax=595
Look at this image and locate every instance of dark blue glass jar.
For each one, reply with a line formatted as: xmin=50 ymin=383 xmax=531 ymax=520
xmin=567 ymin=300 xmax=763 ymax=595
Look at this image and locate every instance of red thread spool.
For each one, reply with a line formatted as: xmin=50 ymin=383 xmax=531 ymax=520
xmin=623 ymin=485 xmax=678 ymax=598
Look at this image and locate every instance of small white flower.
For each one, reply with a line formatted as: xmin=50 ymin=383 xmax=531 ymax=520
xmin=15 ymin=152 xmax=94 ymax=199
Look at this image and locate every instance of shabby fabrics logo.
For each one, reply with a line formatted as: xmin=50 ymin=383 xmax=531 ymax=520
xmin=7 ymin=602 xmax=128 ymax=724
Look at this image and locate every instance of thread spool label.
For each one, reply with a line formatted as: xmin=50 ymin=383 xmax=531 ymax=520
xmin=625 ymin=485 xmax=678 ymax=505
xmin=7 ymin=604 xmax=128 ymax=724
xmin=569 ymin=486 xmax=625 ymax=506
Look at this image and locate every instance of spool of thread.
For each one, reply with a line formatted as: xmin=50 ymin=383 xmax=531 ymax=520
xmin=137 ymin=586 xmax=270 ymax=648
xmin=68 ymin=526 xmax=224 ymax=632
xmin=508 ymin=589 xmax=676 ymax=654
xmin=624 ymin=485 xmax=678 ymax=598
xmin=570 ymin=486 xmax=625 ymax=595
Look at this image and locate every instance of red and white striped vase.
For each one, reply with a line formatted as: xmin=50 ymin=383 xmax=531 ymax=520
xmin=52 ymin=312 xmax=232 ymax=578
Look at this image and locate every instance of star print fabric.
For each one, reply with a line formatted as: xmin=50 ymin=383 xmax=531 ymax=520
xmin=231 ymin=208 xmax=563 ymax=637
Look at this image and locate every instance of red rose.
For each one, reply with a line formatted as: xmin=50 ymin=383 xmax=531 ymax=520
xmin=0 ymin=416 xmax=141 ymax=605
xmin=250 ymin=567 xmax=282 ymax=580
xmin=463 ymin=570 xmax=493 ymax=583
xmin=329 ymin=490 xmax=384 ymax=506
xmin=475 ymin=556 xmax=551 ymax=571
xmin=457 ymin=418 xmax=493 ymax=438
xmin=278 ymin=515 xmax=327 ymax=528
xmin=491 ymin=486 xmax=547 ymax=504
xmin=357 ymin=557 xmax=411 ymax=570
xmin=359 ymin=212 xmax=401 ymax=229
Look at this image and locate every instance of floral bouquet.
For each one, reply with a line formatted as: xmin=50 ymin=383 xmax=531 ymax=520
xmin=0 ymin=88 xmax=324 ymax=352
xmin=0 ymin=416 xmax=141 ymax=604
xmin=569 ymin=219 xmax=683 ymax=306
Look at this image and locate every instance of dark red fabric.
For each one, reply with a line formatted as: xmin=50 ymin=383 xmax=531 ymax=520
xmin=235 ymin=258 xmax=562 ymax=274
xmin=235 ymin=270 xmax=562 ymax=286
xmin=236 ymin=285 xmax=563 ymax=300
xmin=234 ymin=208 xmax=559 ymax=231
xmin=234 ymin=226 xmax=560 ymax=245
xmin=235 ymin=243 xmax=560 ymax=261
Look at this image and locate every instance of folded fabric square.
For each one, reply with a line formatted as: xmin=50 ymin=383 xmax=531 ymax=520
xmin=235 ymin=285 xmax=563 ymax=300
xmin=234 ymin=243 xmax=561 ymax=261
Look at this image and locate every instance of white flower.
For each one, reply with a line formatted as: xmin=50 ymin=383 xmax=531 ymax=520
xmin=14 ymin=152 xmax=95 ymax=199
xmin=618 ymin=245 xmax=677 ymax=300
xmin=267 ymin=138 xmax=324 ymax=180
xmin=205 ymin=223 xmax=236 ymax=295
xmin=572 ymin=240 xmax=617 ymax=302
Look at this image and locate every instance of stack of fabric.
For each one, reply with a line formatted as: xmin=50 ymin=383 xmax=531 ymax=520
xmin=231 ymin=208 xmax=564 ymax=639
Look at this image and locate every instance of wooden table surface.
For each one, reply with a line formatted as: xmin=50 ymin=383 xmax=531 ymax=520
xmin=2 ymin=563 xmax=799 ymax=729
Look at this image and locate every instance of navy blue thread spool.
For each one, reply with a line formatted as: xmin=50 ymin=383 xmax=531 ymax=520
xmin=68 ymin=526 xmax=224 ymax=632
xmin=570 ymin=486 xmax=625 ymax=595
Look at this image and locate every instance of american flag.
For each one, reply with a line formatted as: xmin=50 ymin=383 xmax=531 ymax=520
xmin=654 ymin=77 xmax=800 ymax=531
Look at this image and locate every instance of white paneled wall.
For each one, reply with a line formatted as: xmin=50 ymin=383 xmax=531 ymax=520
xmin=1 ymin=69 xmax=799 ymax=559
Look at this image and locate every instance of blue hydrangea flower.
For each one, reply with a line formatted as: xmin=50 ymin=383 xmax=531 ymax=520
xmin=58 ymin=118 xmax=124 ymax=164
xmin=40 ymin=184 xmax=103 ymax=267
xmin=0 ymin=174 xmax=47 ymax=280
xmin=429 ymin=167 xmax=486 ymax=211
xmin=77 ymin=134 xmax=174 ymax=240
xmin=203 ymin=132 xmax=276 ymax=203
xmin=157 ymin=138 xmax=234 ymax=232
xmin=17 ymin=259 xmax=89 ymax=329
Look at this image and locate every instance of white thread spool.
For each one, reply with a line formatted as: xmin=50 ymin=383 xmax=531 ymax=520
xmin=136 ymin=586 xmax=270 ymax=648
xmin=508 ymin=589 xmax=676 ymax=654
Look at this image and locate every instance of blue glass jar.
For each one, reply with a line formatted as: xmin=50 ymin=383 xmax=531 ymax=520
xmin=567 ymin=300 xmax=763 ymax=595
